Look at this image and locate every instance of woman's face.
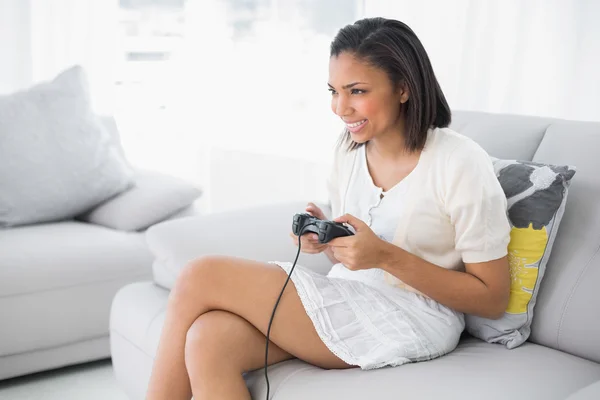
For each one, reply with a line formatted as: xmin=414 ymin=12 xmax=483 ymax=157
xmin=328 ymin=52 xmax=408 ymax=144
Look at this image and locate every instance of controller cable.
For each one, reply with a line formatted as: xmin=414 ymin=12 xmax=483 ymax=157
xmin=264 ymin=223 xmax=316 ymax=400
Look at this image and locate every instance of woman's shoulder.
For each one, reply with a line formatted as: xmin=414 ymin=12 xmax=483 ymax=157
xmin=429 ymin=126 xmax=481 ymax=152
xmin=427 ymin=127 xmax=492 ymax=168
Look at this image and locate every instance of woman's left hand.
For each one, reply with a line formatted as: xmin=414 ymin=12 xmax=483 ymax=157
xmin=328 ymin=213 xmax=389 ymax=271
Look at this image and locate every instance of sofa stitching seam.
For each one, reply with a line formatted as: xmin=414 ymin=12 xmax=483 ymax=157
xmin=530 ymin=123 xmax=552 ymax=161
xmin=556 ymin=242 xmax=600 ymax=349
xmin=109 ymin=329 xmax=154 ymax=361
xmin=146 ymin=306 xmax=168 ymax=333
xmin=0 ymin=334 xmax=108 ymax=358
xmin=532 ymin=205 xmax=564 ymax=347
xmin=0 ymin=273 xmax=151 ymax=299
xmin=270 ymin=365 xmax=316 ymax=399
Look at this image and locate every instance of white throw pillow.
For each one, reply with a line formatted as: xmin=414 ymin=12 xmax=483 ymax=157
xmin=0 ymin=65 xmax=134 ymax=228
xmin=78 ymin=169 xmax=203 ymax=232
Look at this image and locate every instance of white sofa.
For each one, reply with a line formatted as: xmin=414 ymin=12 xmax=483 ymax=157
xmin=0 ymin=116 xmax=202 ymax=381
xmin=110 ymin=110 xmax=600 ymax=399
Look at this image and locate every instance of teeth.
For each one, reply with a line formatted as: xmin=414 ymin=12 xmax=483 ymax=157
xmin=347 ymin=119 xmax=366 ymax=128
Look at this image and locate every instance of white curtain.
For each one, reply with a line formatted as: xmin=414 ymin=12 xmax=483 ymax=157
xmin=364 ymin=0 xmax=600 ymax=123
xmin=0 ymin=0 xmax=119 ymax=115
xmin=0 ymin=0 xmax=32 ymax=94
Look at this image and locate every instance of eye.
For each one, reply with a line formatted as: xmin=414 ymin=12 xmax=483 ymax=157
xmin=328 ymin=88 xmax=337 ymax=95
xmin=351 ymin=89 xmax=366 ymax=94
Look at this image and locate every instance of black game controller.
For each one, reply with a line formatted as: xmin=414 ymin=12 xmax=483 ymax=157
xmin=292 ymin=213 xmax=354 ymax=244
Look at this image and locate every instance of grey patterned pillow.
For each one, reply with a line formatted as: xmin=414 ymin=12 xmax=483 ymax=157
xmin=465 ymin=157 xmax=576 ymax=348
xmin=0 ymin=66 xmax=134 ymax=228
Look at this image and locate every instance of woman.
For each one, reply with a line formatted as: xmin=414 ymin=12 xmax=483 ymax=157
xmin=146 ymin=17 xmax=511 ymax=400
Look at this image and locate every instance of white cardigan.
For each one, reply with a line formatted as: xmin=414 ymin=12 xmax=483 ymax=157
xmin=327 ymin=127 xmax=512 ymax=293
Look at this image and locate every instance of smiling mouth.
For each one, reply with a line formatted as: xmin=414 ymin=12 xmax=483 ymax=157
xmin=345 ymin=119 xmax=367 ymax=128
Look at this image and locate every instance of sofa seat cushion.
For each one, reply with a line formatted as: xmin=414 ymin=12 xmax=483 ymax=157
xmin=567 ymin=380 xmax=600 ymax=400
xmin=0 ymin=221 xmax=152 ymax=297
xmin=0 ymin=222 xmax=154 ymax=359
xmin=110 ymin=282 xmax=600 ymax=400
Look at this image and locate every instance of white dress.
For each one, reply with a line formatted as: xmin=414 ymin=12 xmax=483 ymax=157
xmin=269 ymin=145 xmax=465 ymax=370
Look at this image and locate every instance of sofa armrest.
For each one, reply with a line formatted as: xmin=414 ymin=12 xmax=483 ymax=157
xmin=77 ymin=169 xmax=202 ymax=232
xmin=146 ymin=201 xmax=333 ymax=289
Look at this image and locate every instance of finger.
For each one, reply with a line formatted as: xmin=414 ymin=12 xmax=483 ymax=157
xmin=300 ymin=234 xmax=319 ymax=244
xmin=302 ymin=243 xmax=327 ymax=254
xmin=306 ymin=204 xmax=324 ymax=219
xmin=307 ymin=201 xmax=326 ymax=213
xmin=300 ymin=235 xmax=325 ymax=247
xmin=289 ymin=233 xmax=299 ymax=245
xmin=328 ymin=237 xmax=350 ymax=247
xmin=333 ymin=213 xmax=363 ymax=231
xmin=303 ymin=248 xmax=319 ymax=254
xmin=331 ymin=249 xmax=344 ymax=262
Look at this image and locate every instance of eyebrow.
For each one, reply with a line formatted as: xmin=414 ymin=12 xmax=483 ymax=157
xmin=327 ymin=82 xmax=368 ymax=89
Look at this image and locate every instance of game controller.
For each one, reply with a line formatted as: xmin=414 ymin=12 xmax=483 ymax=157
xmin=292 ymin=213 xmax=354 ymax=243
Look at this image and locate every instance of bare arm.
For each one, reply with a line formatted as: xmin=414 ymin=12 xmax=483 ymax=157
xmin=380 ymin=243 xmax=510 ymax=319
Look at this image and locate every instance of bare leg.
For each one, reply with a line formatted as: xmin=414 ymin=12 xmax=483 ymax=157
xmin=184 ymin=310 xmax=295 ymax=399
xmin=146 ymin=255 xmax=354 ymax=400
xmin=145 ymin=284 xmax=194 ymax=399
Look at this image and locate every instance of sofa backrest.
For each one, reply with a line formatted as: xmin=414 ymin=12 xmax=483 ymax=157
xmin=450 ymin=111 xmax=600 ymax=363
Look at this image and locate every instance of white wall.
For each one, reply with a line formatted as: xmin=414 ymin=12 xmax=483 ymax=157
xmin=0 ymin=0 xmax=31 ymax=94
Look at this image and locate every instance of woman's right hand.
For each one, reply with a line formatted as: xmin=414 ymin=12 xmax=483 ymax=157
xmin=289 ymin=202 xmax=328 ymax=254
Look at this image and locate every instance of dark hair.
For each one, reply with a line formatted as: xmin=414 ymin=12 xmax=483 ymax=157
xmin=330 ymin=17 xmax=451 ymax=152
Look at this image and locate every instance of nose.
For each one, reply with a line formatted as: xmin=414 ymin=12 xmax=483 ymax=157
xmin=332 ymin=94 xmax=352 ymax=117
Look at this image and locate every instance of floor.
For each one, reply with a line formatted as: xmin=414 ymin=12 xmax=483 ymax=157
xmin=0 ymin=360 xmax=128 ymax=400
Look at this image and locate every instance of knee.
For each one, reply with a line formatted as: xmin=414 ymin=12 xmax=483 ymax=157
xmin=184 ymin=312 xmax=231 ymax=368
xmin=169 ymin=255 xmax=223 ymax=304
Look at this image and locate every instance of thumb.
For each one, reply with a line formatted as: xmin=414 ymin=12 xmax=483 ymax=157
xmin=306 ymin=202 xmax=326 ymax=219
xmin=333 ymin=213 xmax=365 ymax=231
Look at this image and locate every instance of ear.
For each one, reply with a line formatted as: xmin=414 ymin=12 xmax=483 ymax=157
xmin=398 ymin=81 xmax=410 ymax=104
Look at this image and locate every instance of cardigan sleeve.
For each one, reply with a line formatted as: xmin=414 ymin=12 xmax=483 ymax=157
xmin=444 ymin=140 xmax=511 ymax=264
